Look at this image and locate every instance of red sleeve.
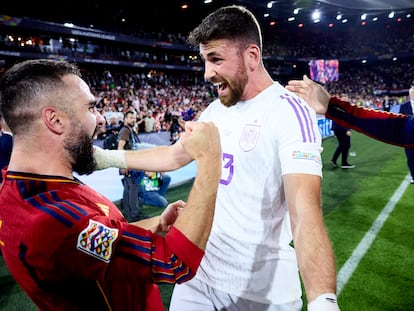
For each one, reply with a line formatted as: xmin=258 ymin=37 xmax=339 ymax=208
xmin=143 ymin=226 xmax=205 ymax=285
xmin=326 ymin=97 xmax=414 ymax=147
xmin=165 ymin=226 xmax=204 ymax=274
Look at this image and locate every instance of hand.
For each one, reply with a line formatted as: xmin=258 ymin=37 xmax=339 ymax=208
xmin=286 ymin=75 xmax=331 ymax=114
xmin=159 ymin=200 xmax=185 ymax=232
xmin=179 ymin=121 xmax=221 ymax=162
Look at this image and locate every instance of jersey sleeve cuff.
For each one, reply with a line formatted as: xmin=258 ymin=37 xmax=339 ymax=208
xmin=165 ymin=226 xmax=205 ymax=273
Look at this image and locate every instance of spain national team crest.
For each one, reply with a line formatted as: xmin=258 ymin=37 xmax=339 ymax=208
xmin=239 ymin=124 xmax=261 ymax=151
xmin=77 ymin=219 xmax=119 ymax=263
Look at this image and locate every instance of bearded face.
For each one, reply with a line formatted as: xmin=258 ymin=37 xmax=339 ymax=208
xmin=65 ymin=120 xmax=97 ymax=175
xmin=214 ymin=58 xmax=248 ymax=108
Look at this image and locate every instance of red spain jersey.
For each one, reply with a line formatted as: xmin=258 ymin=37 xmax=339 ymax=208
xmin=0 ymin=170 xmax=204 ymax=311
xmin=327 ymin=97 xmax=414 ymax=148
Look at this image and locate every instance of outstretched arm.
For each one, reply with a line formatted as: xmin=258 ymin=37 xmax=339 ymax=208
xmin=94 ymin=130 xmax=193 ymax=172
xmin=287 ymin=75 xmax=414 ymax=148
xmin=325 ymin=97 xmax=414 ymax=148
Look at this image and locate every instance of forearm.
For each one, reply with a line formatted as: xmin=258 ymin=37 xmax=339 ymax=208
xmin=294 ymin=217 xmax=337 ymax=301
xmin=93 ymin=141 xmax=192 ymax=171
xmin=171 ymin=156 xmax=220 ymax=250
xmin=131 ymin=216 xmax=161 ymax=233
xmin=285 ymin=174 xmax=337 ymax=301
xmin=327 ymin=97 xmax=414 ymax=147
xmin=124 ymin=141 xmax=192 ymax=171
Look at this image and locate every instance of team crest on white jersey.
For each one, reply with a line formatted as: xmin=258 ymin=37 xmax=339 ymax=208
xmin=239 ymin=124 xmax=261 ymax=151
xmin=77 ymin=219 xmax=118 ymax=263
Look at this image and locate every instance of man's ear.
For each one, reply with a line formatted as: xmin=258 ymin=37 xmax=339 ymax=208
xmin=245 ymin=44 xmax=260 ymax=71
xmin=42 ymin=107 xmax=64 ymax=134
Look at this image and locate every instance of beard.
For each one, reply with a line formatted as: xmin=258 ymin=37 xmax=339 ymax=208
xmin=65 ymin=125 xmax=97 ymax=175
xmin=217 ymin=63 xmax=248 ymax=108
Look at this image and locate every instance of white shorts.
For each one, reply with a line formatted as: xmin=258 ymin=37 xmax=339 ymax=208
xmin=169 ymin=277 xmax=303 ymax=311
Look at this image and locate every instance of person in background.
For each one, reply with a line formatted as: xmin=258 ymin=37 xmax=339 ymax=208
xmin=286 ymin=75 xmax=414 ymax=148
xmin=0 ymin=114 xmax=12 ymax=183
xmin=382 ymin=95 xmax=392 ymax=112
xmin=169 ymin=116 xmax=185 ymax=144
xmin=118 ymin=110 xmax=145 ymax=221
xmin=167 ymin=5 xmax=341 ymax=311
xmin=0 ymin=59 xmax=222 ymax=311
xmin=330 ymin=120 xmax=354 ymax=169
xmin=137 ymin=170 xmax=171 ymax=208
xmin=397 ymin=85 xmax=414 ymax=183
xmin=330 ymin=94 xmax=355 ymax=169
xmin=144 ymin=110 xmax=156 ymax=133
xmin=103 ymin=125 xmax=120 ymax=150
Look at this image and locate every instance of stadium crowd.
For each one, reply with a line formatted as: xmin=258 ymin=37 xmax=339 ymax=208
xmin=1 ymin=17 xmax=413 ymax=136
xmin=79 ymin=62 xmax=412 ymax=141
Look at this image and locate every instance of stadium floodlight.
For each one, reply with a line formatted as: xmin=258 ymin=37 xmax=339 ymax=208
xmin=312 ymin=10 xmax=320 ymax=20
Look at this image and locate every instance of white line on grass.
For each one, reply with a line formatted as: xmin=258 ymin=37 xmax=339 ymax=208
xmin=336 ymin=173 xmax=411 ymax=295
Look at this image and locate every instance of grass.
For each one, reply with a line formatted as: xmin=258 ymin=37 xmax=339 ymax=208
xmin=1 ymin=131 xmax=413 ymax=310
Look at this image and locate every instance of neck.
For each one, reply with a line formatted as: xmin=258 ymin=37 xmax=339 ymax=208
xmin=243 ymin=71 xmax=274 ymax=101
xmin=7 ymin=143 xmax=73 ymax=179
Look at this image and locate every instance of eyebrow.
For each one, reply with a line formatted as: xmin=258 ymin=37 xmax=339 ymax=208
xmin=203 ymin=50 xmax=221 ymax=60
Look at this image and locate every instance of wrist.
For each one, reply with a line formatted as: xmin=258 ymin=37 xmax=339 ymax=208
xmin=93 ymin=147 xmax=127 ymax=170
xmin=308 ymin=293 xmax=340 ymax=311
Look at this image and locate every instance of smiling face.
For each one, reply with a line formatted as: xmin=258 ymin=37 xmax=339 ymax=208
xmin=200 ymin=39 xmax=248 ymax=107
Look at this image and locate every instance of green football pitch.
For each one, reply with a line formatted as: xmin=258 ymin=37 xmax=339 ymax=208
xmin=1 ymin=131 xmax=413 ymax=310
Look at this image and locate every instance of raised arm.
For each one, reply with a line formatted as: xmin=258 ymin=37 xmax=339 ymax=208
xmin=287 ymin=75 xmax=414 ymax=148
xmin=94 ymin=129 xmax=194 ymax=172
xmin=167 ymin=121 xmax=221 ymax=249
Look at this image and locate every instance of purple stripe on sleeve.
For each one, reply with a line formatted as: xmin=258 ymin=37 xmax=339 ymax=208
xmin=280 ymin=93 xmax=316 ymax=142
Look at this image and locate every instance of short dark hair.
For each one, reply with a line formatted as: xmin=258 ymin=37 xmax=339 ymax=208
xmin=187 ymin=5 xmax=263 ymax=51
xmin=0 ymin=59 xmax=81 ymax=134
xmin=124 ymin=110 xmax=136 ymax=119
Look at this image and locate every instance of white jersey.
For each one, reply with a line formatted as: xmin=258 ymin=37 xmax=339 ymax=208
xmin=196 ymin=82 xmax=322 ymax=304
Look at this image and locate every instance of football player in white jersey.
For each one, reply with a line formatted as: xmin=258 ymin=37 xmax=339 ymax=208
xmin=167 ymin=5 xmax=341 ymax=311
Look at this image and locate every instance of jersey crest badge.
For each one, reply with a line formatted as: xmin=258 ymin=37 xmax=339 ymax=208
xmin=77 ymin=219 xmax=118 ymax=263
xmin=239 ymin=124 xmax=261 ymax=151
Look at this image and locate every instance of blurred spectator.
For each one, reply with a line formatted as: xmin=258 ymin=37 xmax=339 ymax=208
xmin=169 ymin=116 xmax=185 ymax=144
xmin=118 ymin=110 xmax=146 ymax=221
xmin=330 ymin=94 xmax=355 ymax=169
xmin=136 ymin=171 xmax=171 ymax=208
xmin=103 ymin=125 xmax=121 ymax=150
xmin=144 ymin=110 xmax=156 ymax=133
xmin=398 ymin=85 xmax=414 ymax=183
